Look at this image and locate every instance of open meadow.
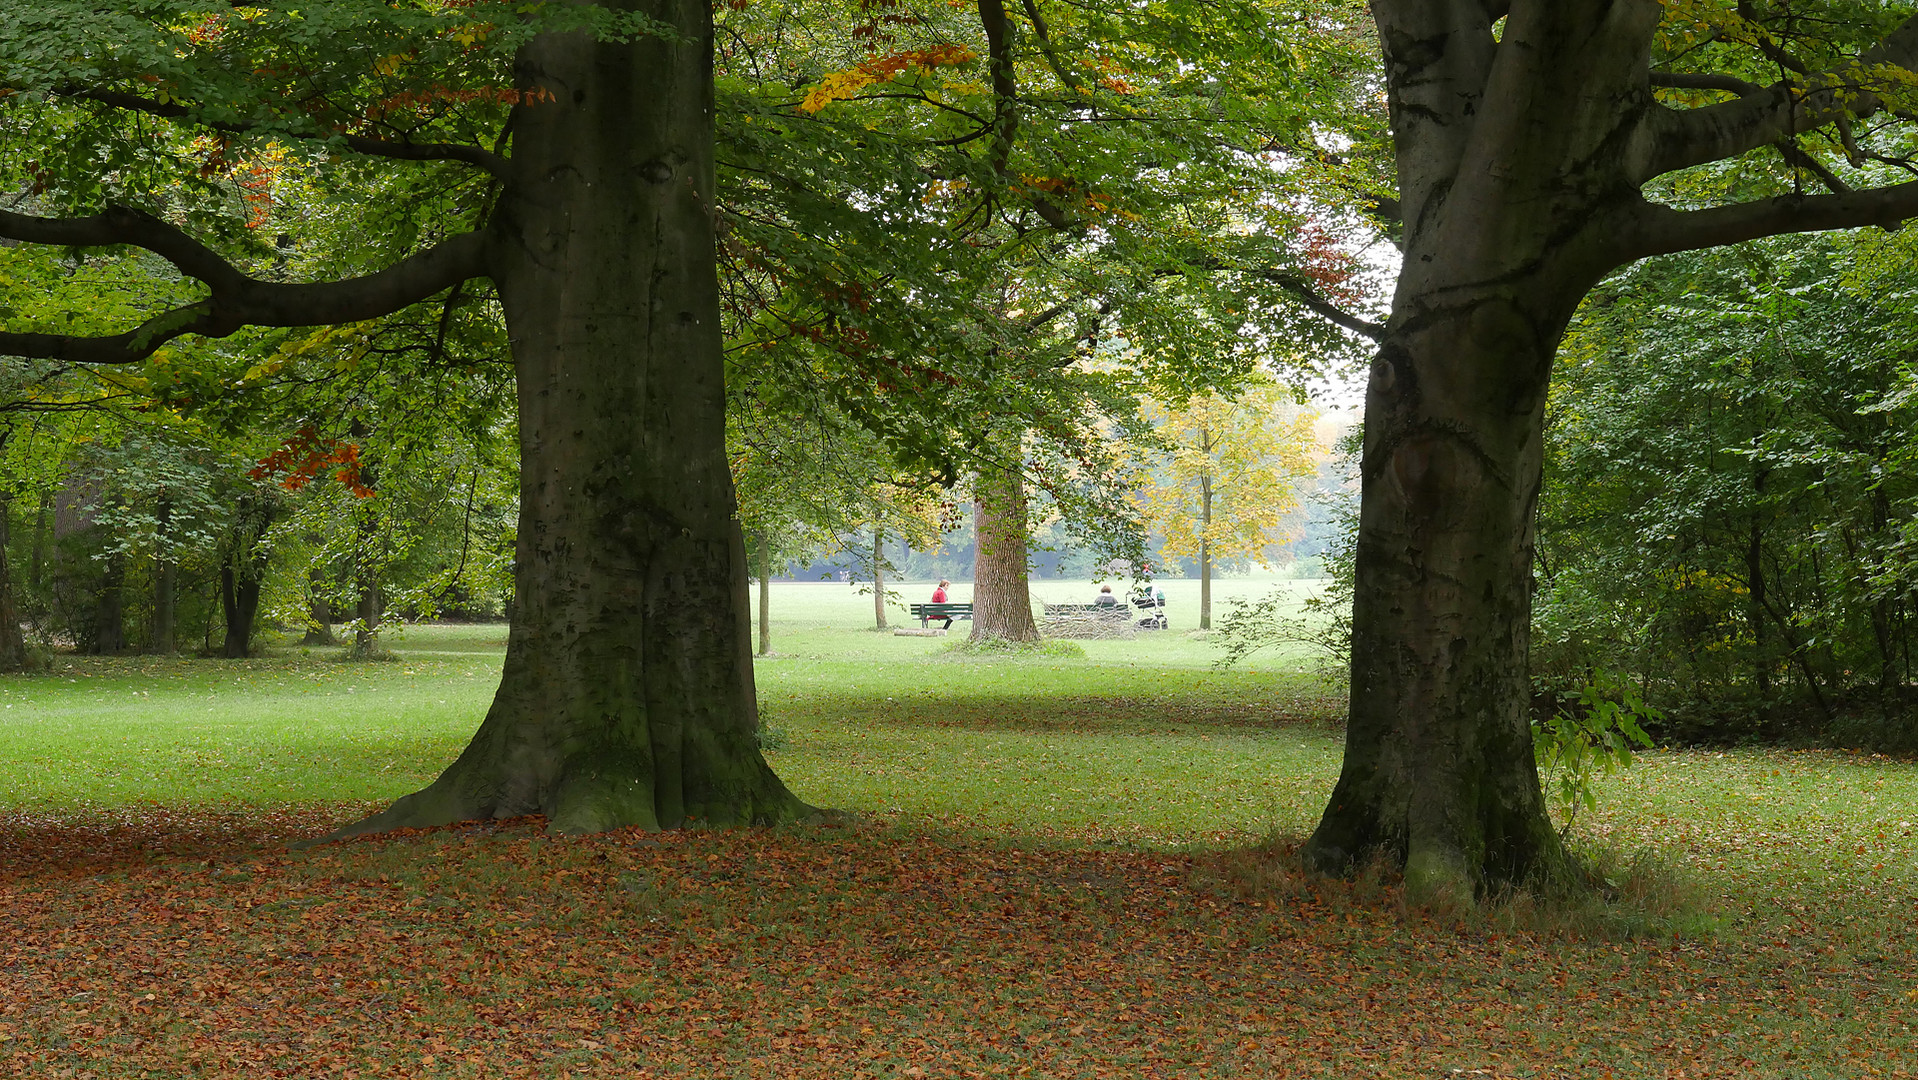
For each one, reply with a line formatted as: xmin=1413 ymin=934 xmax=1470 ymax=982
xmin=2 ymin=579 xmax=1916 ymax=1078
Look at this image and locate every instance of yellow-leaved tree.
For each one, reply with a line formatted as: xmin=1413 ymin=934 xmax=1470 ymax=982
xmin=1137 ymin=382 xmax=1321 ymax=629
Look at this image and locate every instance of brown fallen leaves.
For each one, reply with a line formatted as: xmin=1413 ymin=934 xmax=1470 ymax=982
xmin=2 ymin=808 xmax=1914 ymax=1079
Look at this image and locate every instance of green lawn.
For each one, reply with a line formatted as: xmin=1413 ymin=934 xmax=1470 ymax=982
xmin=3 ymin=586 xmax=1917 ymax=1078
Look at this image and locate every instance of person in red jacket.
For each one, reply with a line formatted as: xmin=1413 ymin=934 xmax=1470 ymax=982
xmin=929 ymin=580 xmax=953 ymax=628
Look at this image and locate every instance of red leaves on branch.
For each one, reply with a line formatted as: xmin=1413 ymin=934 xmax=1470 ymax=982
xmin=250 ymin=427 xmax=374 ymax=496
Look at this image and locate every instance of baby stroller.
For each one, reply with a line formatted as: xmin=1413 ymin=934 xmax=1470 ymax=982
xmin=1132 ymin=586 xmax=1168 ymax=630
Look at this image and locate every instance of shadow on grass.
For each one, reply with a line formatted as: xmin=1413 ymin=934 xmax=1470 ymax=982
xmin=774 ymin=690 xmax=1347 ymax=738
xmin=1194 ymin=833 xmax=1718 ymax=941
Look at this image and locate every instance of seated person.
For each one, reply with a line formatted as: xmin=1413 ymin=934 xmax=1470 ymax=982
xmin=1094 ymin=584 xmax=1120 ymax=607
xmin=929 ymin=580 xmax=954 ymax=628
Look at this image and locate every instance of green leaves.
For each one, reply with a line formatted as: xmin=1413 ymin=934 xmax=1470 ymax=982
xmin=1533 ymin=672 xmax=1660 ymax=834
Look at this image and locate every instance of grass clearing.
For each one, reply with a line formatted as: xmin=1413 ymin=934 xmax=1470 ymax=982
xmin=2 ymin=583 xmax=1917 ymax=1078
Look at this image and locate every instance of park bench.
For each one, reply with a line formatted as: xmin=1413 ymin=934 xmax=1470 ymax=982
xmin=909 ymin=602 xmax=973 ymax=628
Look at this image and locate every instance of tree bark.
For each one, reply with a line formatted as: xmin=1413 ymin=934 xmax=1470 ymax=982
xmin=334 ymin=6 xmax=806 ymax=836
xmin=969 ymin=459 xmax=1040 ymax=642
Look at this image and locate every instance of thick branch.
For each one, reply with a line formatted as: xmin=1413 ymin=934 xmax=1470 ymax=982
xmin=1251 ymin=270 xmax=1385 ymax=341
xmin=1019 ymin=0 xmax=1086 ymax=94
xmin=977 ymin=0 xmax=1070 ymax=229
xmin=1627 ymin=182 xmax=1918 ymax=260
xmin=0 ymin=208 xmax=487 ymax=365
xmin=54 ymin=86 xmax=511 ymax=179
xmin=1645 ymin=15 xmax=1918 ymax=179
xmin=1649 ymin=71 xmax=1767 ymax=97
xmin=1776 ymin=140 xmax=1852 ymax=194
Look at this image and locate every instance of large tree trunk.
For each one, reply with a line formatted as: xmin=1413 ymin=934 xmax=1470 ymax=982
xmin=1302 ymin=3 xmax=1668 ymax=897
xmin=969 ymin=460 xmax=1039 ymax=642
xmin=334 ymin=7 xmax=806 ymax=837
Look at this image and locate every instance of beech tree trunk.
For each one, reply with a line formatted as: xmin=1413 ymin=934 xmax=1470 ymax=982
xmin=337 ymin=7 xmax=806 ymax=836
xmin=1305 ymin=3 xmax=1654 ymax=895
xmin=969 ymin=460 xmax=1039 ymax=642
xmin=1301 ymin=0 xmax=1918 ymax=895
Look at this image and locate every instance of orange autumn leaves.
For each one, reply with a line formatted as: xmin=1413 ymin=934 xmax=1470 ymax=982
xmin=797 ymin=44 xmax=979 ymax=113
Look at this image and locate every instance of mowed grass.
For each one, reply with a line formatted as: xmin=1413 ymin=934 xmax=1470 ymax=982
xmin=1 ymin=580 xmax=1916 ymax=1078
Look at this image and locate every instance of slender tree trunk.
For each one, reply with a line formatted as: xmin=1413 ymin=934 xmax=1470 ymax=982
xmin=150 ymin=495 xmax=176 ymax=655
xmin=970 ymin=459 xmax=1040 ymax=642
xmin=93 ymin=501 xmax=126 ymax=656
xmin=0 ymin=498 xmax=24 ymax=671
xmin=221 ymin=495 xmax=275 ymax=659
xmin=755 ymin=539 xmax=772 ymax=656
xmin=354 ymin=577 xmax=381 ymax=657
xmin=1747 ymin=512 xmax=1769 ymax=707
xmin=351 ymin=470 xmax=382 ymax=658
xmin=27 ymin=492 xmax=47 ymax=598
xmin=303 ymin=568 xmax=335 ymax=646
xmin=872 ymin=526 xmax=887 ymax=629
xmin=1199 ymin=470 xmax=1213 ymax=630
xmin=333 ymin=9 xmax=806 ymax=837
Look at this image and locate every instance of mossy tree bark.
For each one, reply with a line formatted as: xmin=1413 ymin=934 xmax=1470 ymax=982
xmin=1306 ymin=1 xmax=1918 ymax=899
xmin=335 ymin=5 xmax=806 ymax=835
xmin=969 ymin=460 xmax=1039 ymax=643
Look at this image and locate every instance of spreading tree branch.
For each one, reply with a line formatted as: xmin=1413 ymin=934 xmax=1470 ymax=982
xmin=1250 ymin=270 xmax=1385 ymax=341
xmin=0 ymin=207 xmax=487 ymax=365
xmin=1019 ymin=0 xmax=1086 ymax=95
xmin=1627 ymin=181 xmax=1918 ymax=259
xmin=1649 ymin=71 xmax=1768 ymax=97
xmin=1644 ymin=15 xmax=1918 ymax=179
xmin=52 ymin=86 xmax=511 ymax=179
